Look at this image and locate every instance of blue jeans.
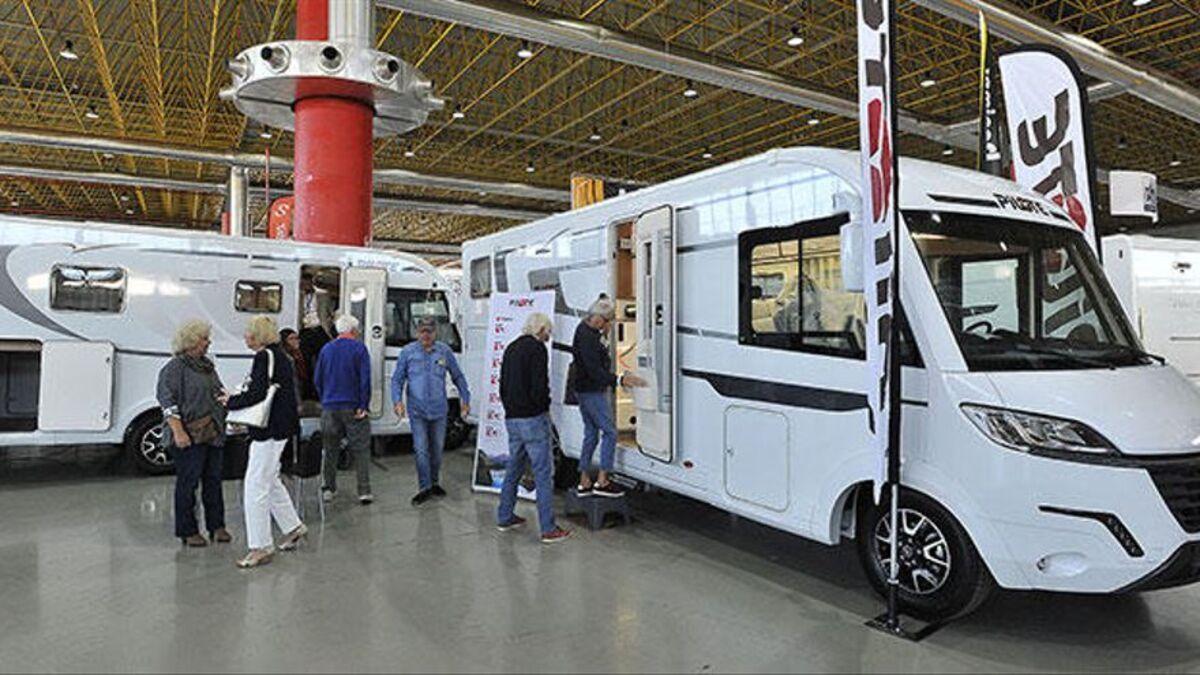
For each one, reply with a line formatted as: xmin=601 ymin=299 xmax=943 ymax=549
xmin=577 ymin=391 xmax=616 ymax=473
xmin=173 ymin=442 xmax=225 ymax=538
xmin=497 ymin=414 xmax=557 ymax=535
xmin=411 ymin=415 xmax=447 ymax=491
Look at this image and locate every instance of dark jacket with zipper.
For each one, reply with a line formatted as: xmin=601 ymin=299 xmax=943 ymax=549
xmin=571 ymin=321 xmax=617 ymax=393
xmin=500 ymin=334 xmax=550 ymax=419
xmin=227 ymin=343 xmax=300 ymax=442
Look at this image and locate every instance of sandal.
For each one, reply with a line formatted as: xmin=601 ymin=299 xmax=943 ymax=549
xmin=235 ymin=549 xmax=274 ymax=569
xmin=277 ymin=523 xmax=308 ymax=552
xmin=180 ymin=534 xmax=207 ymax=548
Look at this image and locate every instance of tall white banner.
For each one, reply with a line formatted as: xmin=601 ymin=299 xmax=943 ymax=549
xmin=857 ymin=0 xmax=899 ymax=496
xmin=998 ymin=47 xmax=1099 ymax=252
xmin=471 ymin=290 xmax=555 ymax=496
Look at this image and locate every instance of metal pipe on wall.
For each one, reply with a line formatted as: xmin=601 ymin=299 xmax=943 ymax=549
xmin=227 ymin=166 xmax=249 ymax=237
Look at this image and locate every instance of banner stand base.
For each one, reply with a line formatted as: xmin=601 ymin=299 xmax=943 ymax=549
xmin=865 ymin=612 xmax=942 ymax=642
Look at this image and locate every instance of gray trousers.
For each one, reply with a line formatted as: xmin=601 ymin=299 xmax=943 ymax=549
xmin=321 ymin=409 xmax=372 ymax=496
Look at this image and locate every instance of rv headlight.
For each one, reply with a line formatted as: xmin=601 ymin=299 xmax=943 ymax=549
xmin=961 ymin=404 xmax=1117 ymax=456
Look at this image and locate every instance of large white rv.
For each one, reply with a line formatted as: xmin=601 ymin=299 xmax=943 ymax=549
xmin=1103 ymin=234 xmax=1200 ymax=386
xmin=461 ymin=148 xmax=1200 ymax=620
xmin=0 ymin=216 xmax=466 ymax=474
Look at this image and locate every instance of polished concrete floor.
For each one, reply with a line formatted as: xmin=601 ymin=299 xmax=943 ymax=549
xmin=4 ymin=446 xmax=1200 ymax=673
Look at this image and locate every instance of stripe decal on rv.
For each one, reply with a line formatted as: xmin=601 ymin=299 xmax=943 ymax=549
xmin=681 ymin=368 xmax=868 ymax=412
xmin=0 ymin=246 xmax=85 ymax=339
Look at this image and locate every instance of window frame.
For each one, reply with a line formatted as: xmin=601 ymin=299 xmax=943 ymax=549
xmin=233 ymin=279 xmax=283 ymax=314
xmin=49 ymin=264 xmax=127 ymax=314
xmin=468 ymin=256 xmax=492 ymax=299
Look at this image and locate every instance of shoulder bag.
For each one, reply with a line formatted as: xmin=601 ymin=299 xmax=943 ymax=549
xmin=227 ymin=348 xmax=279 ymax=428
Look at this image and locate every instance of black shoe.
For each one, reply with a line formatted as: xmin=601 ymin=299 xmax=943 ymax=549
xmin=411 ymin=489 xmax=434 ymax=506
xmin=430 ymin=485 xmax=447 ymax=498
xmin=593 ymin=482 xmax=626 ymax=499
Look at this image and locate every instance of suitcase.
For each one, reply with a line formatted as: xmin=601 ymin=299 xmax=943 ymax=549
xmin=284 ymin=434 xmax=323 ymax=479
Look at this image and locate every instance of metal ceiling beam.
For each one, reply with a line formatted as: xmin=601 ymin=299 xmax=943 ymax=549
xmin=0 ymin=127 xmax=570 ymax=203
xmin=0 ymin=163 xmax=555 ymax=221
xmin=379 ymin=0 xmax=1200 ymax=211
xmin=910 ymin=0 xmax=1200 ymax=127
xmin=372 ymin=239 xmax=462 ymax=255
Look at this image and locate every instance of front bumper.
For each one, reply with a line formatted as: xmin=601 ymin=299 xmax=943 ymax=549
xmin=1120 ymin=541 xmax=1200 ymax=593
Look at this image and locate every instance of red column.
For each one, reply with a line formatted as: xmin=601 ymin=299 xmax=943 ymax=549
xmin=291 ymin=0 xmax=375 ymax=247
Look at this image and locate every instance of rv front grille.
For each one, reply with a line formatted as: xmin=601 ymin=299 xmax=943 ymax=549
xmin=1147 ymin=460 xmax=1200 ymax=534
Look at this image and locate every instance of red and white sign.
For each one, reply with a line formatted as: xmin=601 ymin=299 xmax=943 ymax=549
xmin=857 ymin=0 xmax=899 ymax=494
xmin=268 ymin=195 xmax=295 ymax=240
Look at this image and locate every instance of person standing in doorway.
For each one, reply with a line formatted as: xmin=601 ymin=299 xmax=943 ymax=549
xmin=496 ymin=313 xmax=571 ymax=543
xmin=224 ymin=316 xmax=306 ymax=569
xmin=572 ymin=297 xmax=645 ymax=498
xmin=156 ymin=320 xmax=231 ymax=547
xmin=392 ymin=316 xmax=471 ymax=506
xmin=314 ymin=314 xmax=374 ymax=505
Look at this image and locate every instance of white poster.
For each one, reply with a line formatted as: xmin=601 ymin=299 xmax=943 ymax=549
xmin=471 ymin=290 xmax=555 ymax=496
xmin=998 ymin=47 xmax=1099 ymax=252
xmin=857 ymin=0 xmax=899 ymax=496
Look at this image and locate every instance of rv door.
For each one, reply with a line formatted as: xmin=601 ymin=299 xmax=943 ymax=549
xmin=633 ymin=206 xmax=675 ymax=462
xmin=38 ymin=341 xmax=114 ymax=431
xmin=343 ymin=267 xmax=388 ymax=418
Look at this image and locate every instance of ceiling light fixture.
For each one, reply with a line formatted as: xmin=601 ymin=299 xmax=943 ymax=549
xmin=452 ymin=105 xmax=465 ymax=120
xmin=84 ymin=104 xmax=100 ymax=120
xmin=808 ymin=118 xmax=821 ymax=126
xmin=120 ymin=194 xmax=130 ymax=202
xmin=124 ymin=209 xmax=134 ymax=215
xmin=59 ymin=40 xmax=78 ymax=60
xmin=589 ymin=127 xmax=602 ymax=142
xmin=1132 ymin=0 xmax=1153 ymax=6
xmin=683 ymin=81 xmax=699 ymax=98
xmin=259 ymin=127 xmax=272 ymax=139
xmin=942 ymin=145 xmax=955 ymax=156
xmin=787 ymin=26 xmax=804 ymax=47
xmin=9 ymin=200 xmax=18 ymax=208
xmin=404 ymin=147 xmax=416 ymax=158
xmin=517 ymin=41 xmax=534 ymax=59
xmin=920 ymin=71 xmax=937 ymax=88
xmin=701 ymin=148 xmax=714 ymax=159
xmin=1170 ymin=155 xmax=1182 ymax=167
xmin=102 ymin=152 xmax=114 ymax=159
xmin=1117 ymin=135 xmax=1128 ymax=150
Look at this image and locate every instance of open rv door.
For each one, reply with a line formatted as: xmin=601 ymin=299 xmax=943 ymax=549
xmin=38 ymin=341 xmax=114 ymax=431
xmin=343 ymin=267 xmax=388 ymax=418
xmin=633 ymin=206 xmax=675 ymax=462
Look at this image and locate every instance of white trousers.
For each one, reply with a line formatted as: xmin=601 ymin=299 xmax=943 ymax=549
xmin=243 ymin=438 xmax=302 ymax=550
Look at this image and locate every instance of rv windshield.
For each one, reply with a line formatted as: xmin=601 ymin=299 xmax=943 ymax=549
xmin=907 ymin=211 xmax=1149 ymax=372
xmin=385 ymin=289 xmax=462 ymax=352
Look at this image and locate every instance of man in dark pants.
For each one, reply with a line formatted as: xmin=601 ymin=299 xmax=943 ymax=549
xmin=572 ymin=297 xmax=645 ymax=498
xmin=314 ymin=314 xmax=374 ymax=505
xmin=496 ymin=312 xmax=571 ymax=544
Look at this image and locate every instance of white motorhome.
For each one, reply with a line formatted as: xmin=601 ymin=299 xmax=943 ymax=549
xmin=1103 ymin=234 xmax=1200 ymax=385
xmin=0 ymin=216 xmax=466 ymax=474
xmin=462 ymin=148 xmax=1200 ymax=620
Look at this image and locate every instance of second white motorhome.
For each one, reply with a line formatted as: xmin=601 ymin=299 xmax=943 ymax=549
xmin=462 ymin=147 xmax=1200 ymax=620
xmin=0 ymin=216 xmax=467 ymax=474
xmin=1103 ymin=234 xmax=1200 ymax=385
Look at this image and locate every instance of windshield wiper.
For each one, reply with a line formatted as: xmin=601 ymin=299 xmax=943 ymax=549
xmin=1096 ymin=343 xmax=1166 ymax=365
xmin=975 ymin=332 xmax=1116 ymax=369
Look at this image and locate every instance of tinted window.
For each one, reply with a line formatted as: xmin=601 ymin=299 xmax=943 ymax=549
xmin=386 ymin=289 xmax=462 ymax=351
xmin=235 ymin=280 xmax=282 ymax=313
xmin=50 ymin=265 xmax=125 ymax=313
xmin=469 ymin=257 xmax=491 ymax=298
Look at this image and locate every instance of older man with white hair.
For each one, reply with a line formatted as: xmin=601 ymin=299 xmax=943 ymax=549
xmin=572 ymin=296 xmax=645 ymax=498
xmin=314 ymin=313 xmax=374 ymax=504
xmin=496 ymin=312 xmax=571 ymax=543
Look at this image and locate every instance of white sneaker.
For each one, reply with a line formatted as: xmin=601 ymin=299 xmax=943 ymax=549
xmin=322 ymin=489 xmax=336 ymax=503
xmin=359 ymin=494 xmax=375 ymax=505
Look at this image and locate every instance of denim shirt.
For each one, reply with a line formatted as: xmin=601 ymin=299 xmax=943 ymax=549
xmin=391 ymin=341 xmax=470 ymax=420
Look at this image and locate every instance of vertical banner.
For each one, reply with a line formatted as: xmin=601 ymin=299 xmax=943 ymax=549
xmin=977 ymin=13 xmax=1010 ymax=177
xmin=471 ymin=290 xmax=556 ymax=497
xmin=857 ymin=0 xmax=901 ymax=498
xmin=998 ymin=47 xmax=1100 ymax=252
xmin=268 ymin=195 xmax=295 ymax=240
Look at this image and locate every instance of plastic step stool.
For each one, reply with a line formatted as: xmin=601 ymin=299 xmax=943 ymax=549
xmin=565 ymin=488 xmax=633 ymax=531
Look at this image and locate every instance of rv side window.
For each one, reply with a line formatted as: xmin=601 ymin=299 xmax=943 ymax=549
xmin=469 ymin=256 xmax=492 ymax=298
xmin=234 ymin=281 xmax=283 ymax=313
xmin=50 ymin=265 xmax=125 ymax=313
xmin=739 ymin=216 xmax=866 ymax=359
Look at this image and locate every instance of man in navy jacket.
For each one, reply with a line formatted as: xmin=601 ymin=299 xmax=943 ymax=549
xmin=314 ymin=314 xmax=374 ymax=505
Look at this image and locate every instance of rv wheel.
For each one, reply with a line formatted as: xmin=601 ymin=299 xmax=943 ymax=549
xmin=856 ymin=488 xmax=994 ymax=622
xmin=126 ymin=414 xmax=174 ymax=476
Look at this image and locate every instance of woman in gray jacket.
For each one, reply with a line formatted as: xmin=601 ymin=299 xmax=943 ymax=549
xmin=157 ymin=320 xmax=230 ymax=547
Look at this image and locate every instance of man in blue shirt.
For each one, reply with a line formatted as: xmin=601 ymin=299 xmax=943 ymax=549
xmin=392 ymin=316 xmax=471 ymax=505
xmin=314 ymin=314 xmax=374 ymax=505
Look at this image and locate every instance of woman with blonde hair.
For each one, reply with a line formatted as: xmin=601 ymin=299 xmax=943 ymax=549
xmin=225 ymin=315 xmax=306 ymax=568
xmin=156 ymin=319 xmax=230 ymax=547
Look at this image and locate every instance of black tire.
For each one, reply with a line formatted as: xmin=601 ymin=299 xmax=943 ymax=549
xmin=856 ymin=487 xmax=994 ymax=622
xmin=126 ymin=413 xmax=173 ymax=476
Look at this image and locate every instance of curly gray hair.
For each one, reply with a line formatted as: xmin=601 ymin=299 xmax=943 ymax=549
xmin=171 ymin=320 xmax=212 ymax=355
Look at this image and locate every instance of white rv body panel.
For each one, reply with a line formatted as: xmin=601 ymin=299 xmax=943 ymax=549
xmin=462 ymin=147 xmax=1200 ymax=596
xmin=0 ymin=216 xmax=461 ymax=457
xmin=1103 ymin=234 xmax=1200 ymax=384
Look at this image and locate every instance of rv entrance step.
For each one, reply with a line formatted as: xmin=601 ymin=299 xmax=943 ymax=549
xmin=565 ymin=489 xmax=633 ymax=531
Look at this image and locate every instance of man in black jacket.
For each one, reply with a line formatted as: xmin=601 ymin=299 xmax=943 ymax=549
xmin=572 ymin=297 xmax=645 ymax=498
xmin=496 ymin=312 xmax=572 ymax=544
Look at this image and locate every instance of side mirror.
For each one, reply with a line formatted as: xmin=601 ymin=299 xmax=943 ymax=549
xmin=840 ymin=220 xmax=864 ymax=293
xmin=749 ymin=286 xmax=764 ymax=301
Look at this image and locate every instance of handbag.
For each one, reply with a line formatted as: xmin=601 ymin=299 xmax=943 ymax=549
xmin=226 ymin=348 xmax=280 ymax=428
